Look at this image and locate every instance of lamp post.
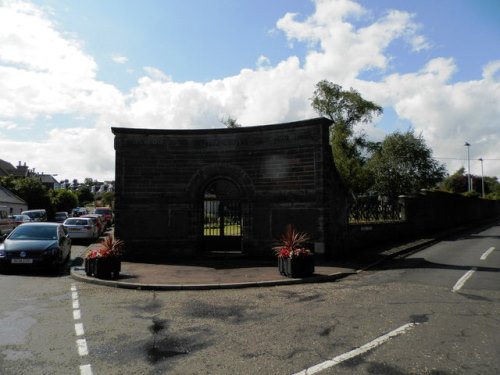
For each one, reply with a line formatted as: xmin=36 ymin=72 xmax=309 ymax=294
xmin=478 ymin=158 xmax=485 ymax=197
xmin=465 ymin=142 xmax=471 ymax=192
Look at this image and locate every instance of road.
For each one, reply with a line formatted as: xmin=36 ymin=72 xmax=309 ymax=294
xmin=1 ymin=222 xmax=499 ymax=375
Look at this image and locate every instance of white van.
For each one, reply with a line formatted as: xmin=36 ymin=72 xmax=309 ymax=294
xmin=22 ymin=209 xmax=47 ymax=222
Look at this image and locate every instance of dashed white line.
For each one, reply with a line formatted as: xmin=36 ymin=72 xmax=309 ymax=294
xmin=80 ymin=364 xmax=93 ymax=375
xmin=73 ymin=309 xmax=82 ymax=320
xmin=292 ymin=322 xmax=421 ymax=375
xmin=480 ymin=247 xmax=495 ymax=260
xmin=71 ymin=283 xmax=93 ymax=375
xmin=452 ymin=267 xmax=477 ymax=292
xmin=76 ymin=338 xmax=89 ymax=356
xmin=75 ymin=323 xmax=85 ymax=337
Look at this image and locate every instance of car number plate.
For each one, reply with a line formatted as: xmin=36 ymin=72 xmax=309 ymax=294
xmin=12 ymin=259 xmax=33 ymax=264
xmin=69 ymin=228 xmax=81 ymax=231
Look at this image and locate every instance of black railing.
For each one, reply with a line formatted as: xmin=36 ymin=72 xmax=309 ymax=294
xmin=349 ymin=198 xmax=403 ymax=223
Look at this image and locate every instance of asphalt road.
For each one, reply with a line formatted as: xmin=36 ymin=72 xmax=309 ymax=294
xmin=1 ymin=222 xmax=499 ymax=375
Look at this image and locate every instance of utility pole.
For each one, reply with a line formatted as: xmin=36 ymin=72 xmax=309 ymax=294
xmin=465 ymin=142 xmax=471 ymax=192
xmin=478 ymin=158 xmax=485 ymax=197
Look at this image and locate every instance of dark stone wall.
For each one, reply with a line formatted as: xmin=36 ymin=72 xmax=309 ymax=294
xmin=112 ymin=118 xmax=349 ymax=260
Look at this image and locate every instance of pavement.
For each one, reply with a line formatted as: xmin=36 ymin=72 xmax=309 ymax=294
xmin=70 ymin=236 xmax=440 ymax=291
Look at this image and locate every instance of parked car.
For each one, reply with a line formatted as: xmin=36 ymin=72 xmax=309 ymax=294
xmin=81 ymin=214 xmax=105 ymax=236
xmin=54 ymin=211 xmax=69 ymax=223
xmin=0 ymin=222 xmax=71 ymax=274
xmin=94 ymin=207 xmax=113 ymax=228
xmin=11 ymin=214 xmax=32 ymax=227
xmin=22 ymin=209 xmax=47 ymax=222
xmin=0 ymin=208 xmax=16 ymax=238
xmin=63 ymin=217 xmax=98 ymax=242
xmin=71 ymin=207 xmax=88 ymax=217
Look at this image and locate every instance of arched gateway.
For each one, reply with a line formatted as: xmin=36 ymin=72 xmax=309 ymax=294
xmin=112 ymin=118 xmax=348 ymax=261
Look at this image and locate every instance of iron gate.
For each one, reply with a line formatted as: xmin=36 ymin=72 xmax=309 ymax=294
xmin=203 ymin=179 xmax=243 ymax=252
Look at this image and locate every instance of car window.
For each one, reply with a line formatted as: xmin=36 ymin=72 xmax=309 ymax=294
xmin=9 ymin=225 xmax=57 ymax=240
xmin=65 ymin=219 xmax=90 ymax=226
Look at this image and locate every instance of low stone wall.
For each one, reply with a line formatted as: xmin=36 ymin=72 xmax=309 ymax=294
xmin=348 ymin=191 xmax=500 ymax=252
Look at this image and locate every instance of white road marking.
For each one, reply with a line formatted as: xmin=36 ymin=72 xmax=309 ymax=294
xmin=73 ymin=309 xmax=81 ymax=320
xmin=80 ymin=364 xmax=93 ymax=375
xmin=76 ymin=338 xmax=89 ymax=356
xmin=480 ymin=247 xmax=495 ymax=260
xmin=75 ymin=323 xmax=85 ymax=337
xmin=452 ymin=267 xmax=477 ymax=292
xmin=292 ymin=322 xmax=421 ymax=375
xmin=71 ymin=283 xmax=93 ymax=375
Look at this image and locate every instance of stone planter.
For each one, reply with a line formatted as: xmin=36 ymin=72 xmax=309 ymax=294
xmin=85 ymin=257 xmax=121 ymax=279
xmin=279 ymin=256 xmax=315 ymax=278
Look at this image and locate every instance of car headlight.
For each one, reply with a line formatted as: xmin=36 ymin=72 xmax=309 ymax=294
xmin=0 ymin=250 xmax=5 ymax=258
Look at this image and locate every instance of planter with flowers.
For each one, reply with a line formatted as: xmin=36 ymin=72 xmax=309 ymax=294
xmin=84 ymin=236 xmax=124 ymax=280
xmin=274 ymin=225 xmax=314 ymax=278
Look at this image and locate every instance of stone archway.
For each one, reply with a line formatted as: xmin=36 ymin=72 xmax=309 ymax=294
xmin=187 ymin=163 xmax=254 ymax=254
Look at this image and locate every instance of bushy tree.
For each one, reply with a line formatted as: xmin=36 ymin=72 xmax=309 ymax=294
xmin=76 ymin=186 xmax=94 ymax=206
xmin=12 ymin=177 xmax=50 ymax=209
xmin=310 ymin=80 xmax=382 ymax=194
xmin=439 ymin=167 xmax=468 ymax=193
xmin=368 ymin=129 xmax=446 ymax=201
xmin=50 ymin=189 xmax=78 ymax=213
xmin=101 ymin=191 xmax=115 ymax=207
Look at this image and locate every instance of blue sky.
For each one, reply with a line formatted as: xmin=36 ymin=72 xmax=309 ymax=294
xmin=0 ymin=0 xmax=499 ymax=181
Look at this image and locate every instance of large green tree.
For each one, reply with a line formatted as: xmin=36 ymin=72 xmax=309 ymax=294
xmin=49 ymin=189 xmax=79 ymax=213
xmin=368 ymin=129 xmax=446 ymax=201
xmin=438 ymin=167 xmax=468 ymax=193
xmin=76 ymin=185 xmax=94 ymax=206
xmin=310 ymin=80 xmax=382 ymax=194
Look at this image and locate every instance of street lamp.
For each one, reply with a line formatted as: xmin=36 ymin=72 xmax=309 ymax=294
xmin=478 ymin=158 xmax=485 ymax=197
xmin=465 ymin=142 xmax=471 ymax=192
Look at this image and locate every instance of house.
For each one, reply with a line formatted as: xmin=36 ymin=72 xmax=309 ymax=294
xmin=0 ymin=185 xmax=27 ymax=215
xmin=38 ymin=174 xmax=60 ymax=190
xmin=0 ymin=160 xmax=30 ymax=177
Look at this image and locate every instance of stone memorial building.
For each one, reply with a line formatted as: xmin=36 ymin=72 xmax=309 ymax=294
xmin=112 ymin=117 xmax=348 ymax=260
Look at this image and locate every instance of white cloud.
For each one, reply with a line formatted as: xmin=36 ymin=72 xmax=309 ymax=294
xmin=112 ymin=55 xmax=128 ymax=64
xmin=0 ymin=0 xmax=498 ymax=182
xmin=142 ymin=66 xmax=172 ymax=82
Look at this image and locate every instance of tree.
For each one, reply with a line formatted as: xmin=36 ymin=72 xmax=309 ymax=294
xmin=368 ymin=129 xmax=446 ymax=201
xmin=49 ymin=189 xmax=79 ymax=213
xmin=310 ymin=80 xmax=382 ymax=194
xmin=439 ymin=168 xmax=468 ymax=193
xmin=12 ymin=177 xmax=50 ymax=209
xmin=76 ymin=186 xmax=94 ymax=206
xmin=220 ymin=115 xmax=241 ymax=128
xmin=101 ymin=191 xmax=115 ymax=208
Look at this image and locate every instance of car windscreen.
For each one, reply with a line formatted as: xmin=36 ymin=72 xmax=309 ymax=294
xmin=65 ymin=219 xmax=90 ymax=226
xmin=9 ymin=225 xmax=58 ymax=240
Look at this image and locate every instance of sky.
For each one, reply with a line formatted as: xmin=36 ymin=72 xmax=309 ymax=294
xmin=0 ymin=0 xmax=499 ymax=183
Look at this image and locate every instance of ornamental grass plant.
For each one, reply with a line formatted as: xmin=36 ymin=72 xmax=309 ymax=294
xmin=86 ymin=235 xmax=124 ymax=260
xmin=273 ymin=224 xmax=313 ymax=259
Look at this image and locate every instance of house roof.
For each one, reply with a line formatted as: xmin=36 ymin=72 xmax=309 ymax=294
xmin=0 ymin=159 xmax=15 ymax=176
xmin=0 ymin=185 xmax=27 ymax=205
xmin=38 ymin=174 xmax=59 ymax=184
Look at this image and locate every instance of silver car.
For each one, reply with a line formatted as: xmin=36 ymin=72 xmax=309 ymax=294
xmin=63 ymin=217 xmax=98 ymax=243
